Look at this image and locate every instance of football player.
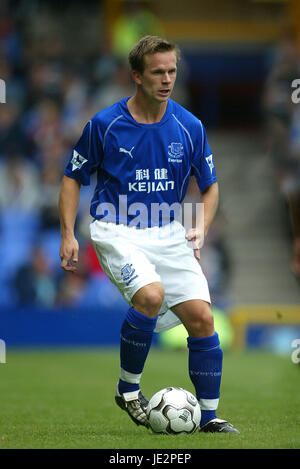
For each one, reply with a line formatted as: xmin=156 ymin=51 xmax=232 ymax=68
xmin=59 ymin=35 xmax=239 ymax=434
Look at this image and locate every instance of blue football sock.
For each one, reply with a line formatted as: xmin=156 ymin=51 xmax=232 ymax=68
xmin=187 ymin=332 xmax=223 ymax=427
xmin=118 ymin=307 xmax=157 ymax=395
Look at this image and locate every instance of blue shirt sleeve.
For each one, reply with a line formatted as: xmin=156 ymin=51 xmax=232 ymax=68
xmin=191 ymin=120 xmax=217 ymax=192
xmin=64 ymin=118 xmax=103 ymax=186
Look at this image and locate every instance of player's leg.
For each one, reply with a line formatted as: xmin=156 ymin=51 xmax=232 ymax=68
xmin=171 ymin=300 xmax=239 ymax=433
xmin=118 ymin=282 xmax=164 ymax=395
xmin=115 ymin=282 xmax=164 ymax=427
xmin=171 ymin=300 xmax=221 ymax=424
xmin=150 ymin=221 xmax=239 ymax=433
xmin=90 ymin=221 xmax=164 ymax=426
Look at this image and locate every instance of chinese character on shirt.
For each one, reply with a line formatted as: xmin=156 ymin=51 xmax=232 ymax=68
xmin=154 ymin=168 xmax=168 ymax=180
xmin=135 ymin=169 xmax=150 ymax=180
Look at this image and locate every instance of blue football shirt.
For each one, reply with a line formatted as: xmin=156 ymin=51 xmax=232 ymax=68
xmin=64 ymin=97 xmax=217 ymax=227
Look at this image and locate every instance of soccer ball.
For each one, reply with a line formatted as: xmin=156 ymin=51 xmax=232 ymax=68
xmin=146 ymin=387 xmax=201 ymax=434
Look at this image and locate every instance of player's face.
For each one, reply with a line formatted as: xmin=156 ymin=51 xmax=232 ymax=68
xmin=134 ymin=51 xmax=177 ymax=104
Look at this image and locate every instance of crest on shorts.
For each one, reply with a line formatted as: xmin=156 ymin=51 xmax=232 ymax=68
xmin=168 ymin=142 xmax=184 ymax=159
xmin=121 ymin=263 xmax=137 ymax=285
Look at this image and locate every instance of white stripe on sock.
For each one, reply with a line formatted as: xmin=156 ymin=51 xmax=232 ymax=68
xmin=120 ymin=368 xmax=142 ymax=384
xmin=199 ymin=398 xmax=219 ymax=410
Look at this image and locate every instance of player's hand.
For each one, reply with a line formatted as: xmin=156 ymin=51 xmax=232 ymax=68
xmin=59 ymin=236 xmax=79 ymax=272
xmin=185 ymin=228 xmax=203 ymax=261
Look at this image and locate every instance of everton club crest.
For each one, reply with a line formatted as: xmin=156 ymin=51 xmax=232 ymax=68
xmin=168 ymin=142 xmax=183 ymax=162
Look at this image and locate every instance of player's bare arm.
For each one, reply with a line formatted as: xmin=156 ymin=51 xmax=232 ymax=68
xmin=185 ymin=182 xmax=219 ymax=260
xmin=58 ymin=175 xmax=81 ymax=272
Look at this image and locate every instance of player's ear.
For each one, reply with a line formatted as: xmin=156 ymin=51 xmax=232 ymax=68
xmin=131 ymin=69 xmax=142 ymax=85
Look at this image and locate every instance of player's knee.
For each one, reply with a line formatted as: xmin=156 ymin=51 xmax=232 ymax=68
xmin=132 ymin=283 xmax=164 ymax=317
xmin=187 ymin=304 xmax=215 ymax=337
xmin=201 ymin=307 xmax=214 ymax=331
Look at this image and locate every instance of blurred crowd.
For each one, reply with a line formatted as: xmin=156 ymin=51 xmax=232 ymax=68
xmin=262 ymin=31 xmax=300 ymax=282
xmin=0 ymin=1 xmax=131 ymax=310
xmin=0 ymin=1 xmax=231 ymax=311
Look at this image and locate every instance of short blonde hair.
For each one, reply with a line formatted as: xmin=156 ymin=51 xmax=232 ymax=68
xmin=128 ymin=35 xmax=180 ymax=73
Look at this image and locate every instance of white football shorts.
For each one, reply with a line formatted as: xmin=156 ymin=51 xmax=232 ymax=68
xmin=90 ymin=220 xmax=211 ymax=332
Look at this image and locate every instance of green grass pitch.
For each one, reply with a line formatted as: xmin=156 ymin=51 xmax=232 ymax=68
xmin=0 ymin=347 xmax=299 ymax=449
